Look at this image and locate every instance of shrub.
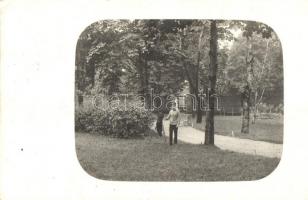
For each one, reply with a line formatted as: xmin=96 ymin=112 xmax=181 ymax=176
xmin=75 ymin=100 xmax=155 ymax=138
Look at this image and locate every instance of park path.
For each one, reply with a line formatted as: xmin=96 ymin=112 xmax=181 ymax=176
xmin=162 ymin=121 xmax=282 ymax=158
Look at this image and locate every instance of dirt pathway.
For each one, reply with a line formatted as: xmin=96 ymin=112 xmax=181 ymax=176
xmin=162 ymin=121 xmax=282 ymax=158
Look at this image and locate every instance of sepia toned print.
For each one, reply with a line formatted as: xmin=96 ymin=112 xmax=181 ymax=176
xmin=75 ymin=20 xmax=283 ymax=181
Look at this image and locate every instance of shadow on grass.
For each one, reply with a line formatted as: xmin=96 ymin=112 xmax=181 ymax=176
xmin=75 ymin=132 xmax=280 ymax=181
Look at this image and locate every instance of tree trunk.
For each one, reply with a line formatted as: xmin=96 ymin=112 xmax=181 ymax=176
xmin=143 ymin=59 xmax=151 ymax=109
xmin=241 ymin=37 xmax=254 ymax=133
xmin=196 ymin=96 xmax=202 ymax=123
xmin=188 ymin=85 xmax=195 ymax=117
xmin=251 ymin=90 xmax=258 ymax=124
xmin=252 ymin=107 xmax=257 ymax=124
xmin=77 ymin=94 xmax=84 ymax=108
xmin=241 ymin=85 xmax=251 ymax=133
xmin=196 ymin=52 xmax=202 ymax=123
xmin=136 ymin=49 xmax=151 ymax=109
xmin=196 ymin=25 xmax=205 ymax=124
xmin=205 ymin=20 xmax=218 ymax=145
xmin=86 ymin=63 xmax=95 ymax=87
xmin=179 ymin=30 xmax=198 ymax=118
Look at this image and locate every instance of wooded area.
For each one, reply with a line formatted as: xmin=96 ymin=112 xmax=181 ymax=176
xmin=75 ymin=20 xmax=283 ymax=143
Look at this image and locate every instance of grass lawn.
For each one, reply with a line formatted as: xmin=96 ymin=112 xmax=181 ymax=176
xmin=76 ymin=131 xmax=280 ymax=181
xmin=192 ymin=115 xmax=283 ymax=144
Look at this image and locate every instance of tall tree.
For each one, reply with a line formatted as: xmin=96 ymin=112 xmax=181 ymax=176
xmin=204 ymin=20 xmax=218 ymax=145
xmin=77 ymin=20 xmax=187 ymax=108
xmin=126 ymin=20 xmax=187 ymax=108
xmin=169 ymin=20 xmax=209 ymax=122
xmin=179 ymin=22 xmax=205 ymax=122
xmin=226 ymin=21 xmax=280 ymax=133
xmin=241 ymin=21 xmax=273 ymax=133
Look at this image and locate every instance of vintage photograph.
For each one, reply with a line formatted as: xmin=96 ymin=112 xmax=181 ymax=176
xmin=75 ymin=20 xmax=283 ymax=181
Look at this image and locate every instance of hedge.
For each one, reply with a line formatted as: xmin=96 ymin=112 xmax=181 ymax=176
xmin=75 ymin=101 xmax=155 ymax=138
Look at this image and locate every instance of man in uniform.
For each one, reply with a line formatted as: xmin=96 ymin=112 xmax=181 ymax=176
xmin=165 ymin=102 xmax=180 ymax=145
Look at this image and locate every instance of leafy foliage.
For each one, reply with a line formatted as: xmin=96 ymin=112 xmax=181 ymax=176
xmin=75 ymin=99 xmax=155 ymax=138
xmin=75 ymin=20 xmax=283 ymax=135
xmin=227 ymin=32 xmax=283 ymax=100
xmin=76 ymin=20 xmax=241 ymax=98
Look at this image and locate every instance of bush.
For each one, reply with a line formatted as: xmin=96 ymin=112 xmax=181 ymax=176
xmin=75 ymin=100 xmax=155 ymax=138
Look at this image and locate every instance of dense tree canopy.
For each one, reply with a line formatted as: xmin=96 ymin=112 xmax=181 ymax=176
xmin=75 ymin=20 xmax=283 ymax=137
xmin=76 ymin=20 xmax=237 ymax=97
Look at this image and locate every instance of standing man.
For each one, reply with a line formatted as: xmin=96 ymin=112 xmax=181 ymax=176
xmin=166 ymin=102 xmax=180 ymax=145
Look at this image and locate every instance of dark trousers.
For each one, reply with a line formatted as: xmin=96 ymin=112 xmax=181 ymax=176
xmin=169 ymin=125 xmax=178 ymax=145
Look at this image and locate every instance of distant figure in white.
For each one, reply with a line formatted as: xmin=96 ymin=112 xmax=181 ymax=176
xmin=165 ymin=102 xmax=180 ymax=145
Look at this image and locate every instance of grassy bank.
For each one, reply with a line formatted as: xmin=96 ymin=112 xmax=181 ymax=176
xmin=76 ymin=132 xmax=280 ymax=181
